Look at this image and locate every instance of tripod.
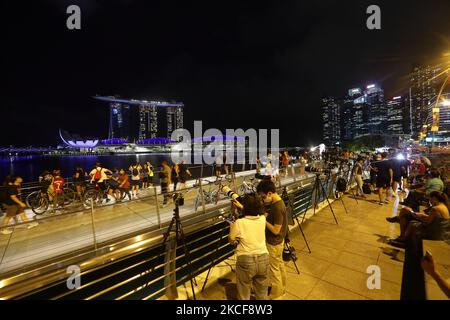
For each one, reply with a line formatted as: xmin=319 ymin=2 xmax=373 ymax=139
xmin=159 ymin=198 xmax=197 ymax=300
xmin=301 ymin=173 xmax=339 ymax=225
xmin=201 ymin=205 xmax=235 ymax=292
xmin=282 ymin=187 xmax=312 ymax=254
xmin=337 ymin=161 xmax=358 ymax=205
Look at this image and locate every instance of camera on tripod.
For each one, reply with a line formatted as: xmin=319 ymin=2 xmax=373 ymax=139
xmin=173 ymin=193 xmax=184 ymax=206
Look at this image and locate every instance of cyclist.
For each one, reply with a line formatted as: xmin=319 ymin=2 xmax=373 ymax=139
xmin=107 ymin=169 xmax=121 ymax=201
xmin=39 ymin=170 xmax=54 ymax=202
xmin=52 ymin=170 xmax=66 ymax=206
xmin=118 ymin=169 xmax=132 ymax=201
xmin=89 ymin=163 xmax=112 ymax=200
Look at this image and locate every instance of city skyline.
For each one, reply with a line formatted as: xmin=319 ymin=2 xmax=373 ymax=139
xmin=3 ymin=0 xmax=450 ymax=147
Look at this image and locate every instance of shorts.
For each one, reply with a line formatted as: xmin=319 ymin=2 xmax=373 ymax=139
xmin=74 ymin=180 xmax=85 ymax=187
xmin=131 ymin=180 xmax=140 ymax=187
xmin=3 ymin=204 xmax=24 ymax=217
xmin=376 ymin=176 xmax=391 ymax=189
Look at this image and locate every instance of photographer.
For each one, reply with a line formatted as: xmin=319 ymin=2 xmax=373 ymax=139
xmin=228 ymin=194 xmax=269 ymax=300
xmin=256 ymin=179 xmax=288 ymax=300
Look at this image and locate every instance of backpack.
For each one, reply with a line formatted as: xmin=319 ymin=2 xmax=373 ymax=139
xmin=0 ymin=186 xmax=9 ymax=205
xmin=362 ymin=183 xmax=372 ymax=195
xmin=336 ymin=177 xmax=347 ymax=192
xmin=94 ymin=169 xmax=102 ymax=181
xmin=132 ymin=168 xmax=139 ymax=176
xmin=282 ymin=237 xmax=297 ymax=262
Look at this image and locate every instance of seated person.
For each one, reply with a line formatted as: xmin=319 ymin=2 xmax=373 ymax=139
xmin=400 ymin=170 xmax=444 ymax=212
xmin=388 ymin=191 xmax=450 ymax=248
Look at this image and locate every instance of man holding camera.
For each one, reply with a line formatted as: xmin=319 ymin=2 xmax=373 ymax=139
xmin=256 ymin=179 xmax=288 ymax=299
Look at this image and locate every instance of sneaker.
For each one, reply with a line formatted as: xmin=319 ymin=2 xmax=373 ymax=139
xmin=379 ymin=202 xmax=384 ymax=205
xmin=27 ymin=222 xmax=39 ymax=229
xmin=386 ymin=216 xmax=399 ymax=223
xmin=1 ymin=228 xmax=13 ymax=235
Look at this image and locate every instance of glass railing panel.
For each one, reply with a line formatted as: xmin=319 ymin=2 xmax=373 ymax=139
xmin=0 ymin=213 xmax=96 ymax=275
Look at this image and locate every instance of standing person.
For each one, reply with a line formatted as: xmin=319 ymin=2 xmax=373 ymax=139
xmin=353 ymin=158 xmax=366 ymax=198
xmin=256 ymin=156 xmax=262 ymax=175
xmin=256 ymin=180 xmax=288 ymax=300
xmin=177 ymin=160 xmax=191 ymax=190
xmin=171 ymin=163 xmax=179 ymax=191
xmin=73 ymin=165 xmax=86 ymax=200
xmin=1 ymin=176 xmax=38 ymax=235
xmin=223 ymin=154 xmax=230 ymax=177
xmin=281 ymin=150 xmax=289 ymax=178
xmin=374 ymin=152 xmax=393 ymax=205
xmin=390 ymin=155 xmax=403 ymax=197
xmin=129 ymin=162 xmax=142 ymax=199
xmin=159 ymin=160 xmax=172 ymax=207
xmin=142 ymin=164 xmax=150 ymax=189
xmin=39 ymin=170 xmax=54 ymax=202
xmin=146 ymin=161 xmax=154 ymax=187
xmin=107 ymin=169 xmax=121 ymax=201
xmin=215 ymin=154 xmax=223 ymax=178
xmin=228 ymin=194 xmax=269 ymax=300
xmin=118 ymin=169 xmax=132 ymax=202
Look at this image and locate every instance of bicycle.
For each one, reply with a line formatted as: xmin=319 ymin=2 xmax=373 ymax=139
xmin=193 ymin=179 xmax=219 ymax=212
xmin=238 ymin=176 xmax=257 ymax=196
xmin=26 ymin=187 xmax=77 ymax=215
xmin=83 ymin=181 xmax=126 ymax=207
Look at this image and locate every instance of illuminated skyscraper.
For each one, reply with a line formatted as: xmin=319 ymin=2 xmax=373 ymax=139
xmin=386 ymin=96 xmax=407 ymax=135
xmin=410 ymin=65 xmax=440 ymax=138
xmin=139 ymin=105 xmax=158 ymax=140
xmin=109 ymin=102 xmax=132 ymax=140
xmin=322 ymin=97 xmax=341 ymax=146
xmin=95 ymin=96 xmax=185 ymax=141
xmin=365 ymin=84 xmax=386 ymax=134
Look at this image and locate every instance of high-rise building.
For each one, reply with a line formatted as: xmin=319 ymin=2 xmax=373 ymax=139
xmin=427 ymin=93 xmax=450 ymax=133
xmin=410 ymin=65 xmax=440 ymax=138
xmin=109 ymin=102 xmax=132 ymax=140
xmin=139 ymin=105 xmax=158 ymax=140
xmin=352 ymin=94 xmax=370 ymax=138
xmin=386 ymin=96 xmax=406 ymax=135
xmin=365 ymin=84 xmax=386 ymax=134
xmin=166 ymin=106 xmax=184 ymax=139
xmin=95 ymin=96 xmax=184 ymax=141
xmin=322 ymin=97 xmax=341 ymax=146
xmin=341 ymin=88 xmax=362 ymax=141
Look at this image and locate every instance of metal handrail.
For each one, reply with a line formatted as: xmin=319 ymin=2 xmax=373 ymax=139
xmin=0 ymin=162 xmax=318 ymax=293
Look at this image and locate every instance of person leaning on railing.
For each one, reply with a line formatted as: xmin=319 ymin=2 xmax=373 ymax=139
xmin=228 ymin=194 xmax=269 ymax=300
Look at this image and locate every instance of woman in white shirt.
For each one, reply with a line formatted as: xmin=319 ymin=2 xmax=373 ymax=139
xmin=229 ymin=194 xmax=269 ymax=300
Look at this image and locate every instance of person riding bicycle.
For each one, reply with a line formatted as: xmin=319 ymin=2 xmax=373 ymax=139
xmin=52 ymin=170 xmax=66 ymax=206
xmin=38 ymin=170 xmax=54 ymax=197
xmin=89 ymin=163 xmax=112 ymax=199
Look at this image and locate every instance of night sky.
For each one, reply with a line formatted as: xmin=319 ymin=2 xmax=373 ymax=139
xmin=3 ymin=0 xmax=450 ymax=147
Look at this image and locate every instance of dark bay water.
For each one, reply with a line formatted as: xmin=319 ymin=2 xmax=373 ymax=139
xmin=0 ymin=154 xmax=173 ymax=183
xmin=0 ymin=153 xmax=258 ymax=183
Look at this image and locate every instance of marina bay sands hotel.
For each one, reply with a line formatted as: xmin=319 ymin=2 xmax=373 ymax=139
xmin=94 ymin=96 xmax=184 ymax=142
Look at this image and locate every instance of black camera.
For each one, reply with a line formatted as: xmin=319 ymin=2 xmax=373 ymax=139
xmin=173 ymin=193 xmax=184 ymax=206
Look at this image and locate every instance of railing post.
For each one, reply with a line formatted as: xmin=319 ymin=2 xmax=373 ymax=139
xmin=154 ymin=186 xmax=161 ymax=228
xmin=164 ymin=237 xmax=178 ymax=299
xmin=90 ymin=199 xmax=98 ymax=251
xmin=198 ymin=178 xmax=206 ymax=214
